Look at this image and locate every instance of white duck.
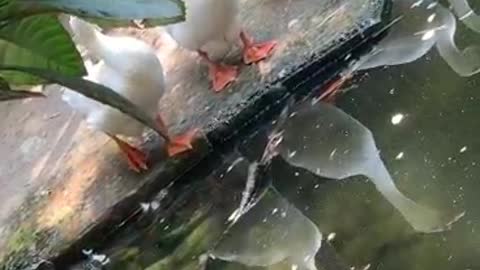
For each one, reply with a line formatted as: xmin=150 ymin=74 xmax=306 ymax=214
xmin=164 ymin=0 xmax=277 ymax=92
xmin=62 ymin=16 xmax=197 ymax=172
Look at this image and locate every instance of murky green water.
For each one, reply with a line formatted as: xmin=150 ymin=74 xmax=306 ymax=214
xmin=335 ymin=29 xmax=480 ymax=270
xmin=75 ymin=1 xmax=480 ymax=270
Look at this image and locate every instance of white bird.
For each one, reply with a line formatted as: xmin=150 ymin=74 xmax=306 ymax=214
xmin=62 ymin=16 xmax=196 ymax=172
xmin=164 ymin=0 xmax=277 ymax=92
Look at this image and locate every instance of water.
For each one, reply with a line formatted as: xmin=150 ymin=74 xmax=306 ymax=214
xmin=74 ymin=1 xmax=480 ymax=269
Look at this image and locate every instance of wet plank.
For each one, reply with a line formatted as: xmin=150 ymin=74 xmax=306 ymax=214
xmin=0 ymin=0 xmax=389 ymax=267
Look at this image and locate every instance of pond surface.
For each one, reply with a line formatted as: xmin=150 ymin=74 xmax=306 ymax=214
xmin=74 ymin=1 xmax=480 ymax=269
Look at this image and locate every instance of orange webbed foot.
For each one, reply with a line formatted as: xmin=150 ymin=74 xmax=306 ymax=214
xmin=240 ymin=31 xmax=277 ymax=65
xmin=198 ymin=50 xmax=239 ymax=92
xmin=312 ymin=74 xmax=353 ymax=105
xmin=209 ymin=64 xmax=239 ymax=92
xmin=110 ymin=135 xmax=148 ymax=173
xmin=167 ymin=128 xmax=199 ymax=157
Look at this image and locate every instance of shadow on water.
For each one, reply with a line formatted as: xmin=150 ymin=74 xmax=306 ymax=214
xmin=61 ymin=0 xmax=480 ymax=269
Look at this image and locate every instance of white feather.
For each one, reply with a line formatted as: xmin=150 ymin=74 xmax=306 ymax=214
xmin=166 ymin=0 xmax=240 ymax=60
xmin=62 ymin=17 xmax=165 ymax=137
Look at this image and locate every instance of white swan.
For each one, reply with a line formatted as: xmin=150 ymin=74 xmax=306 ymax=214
xmin=273 ymin=102 xmax=463 ymax=233
xmin=62 ymin=17 xmax=196 ymax=172
xmin=165 ymin=0 xmax=277 ymax=92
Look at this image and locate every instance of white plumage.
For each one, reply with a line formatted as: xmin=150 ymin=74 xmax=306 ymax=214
xmin=162 ymin=0 xmax=276 ymax=92
xmin=166 ymin=0 xmax=240 ymax=60
xmin=62 ymin=16 xmax=165 ymax=137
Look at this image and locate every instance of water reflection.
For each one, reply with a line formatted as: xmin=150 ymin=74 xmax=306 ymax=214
xmin=212 ymin=188 xmax=321 ymax=270
xmin=273 ymin=101 xmax=462 ymax=233
xmin=357 ymin=0 xmax=480 ymax=76
xmin=449 ymin=0 xmax=480 ymax=33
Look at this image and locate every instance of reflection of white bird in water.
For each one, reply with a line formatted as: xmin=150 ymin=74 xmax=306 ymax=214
xmin=63 ymin=17 xmax=197 ymax=172
xmin=213 ymin=187 xmax=321 ymax=270
xmin=272 ymin=102 xmax=463 ymax=233
xmin=312 ymin=0 xmax=480 ymax=103
xmin=358 ymin=0 xmax=480 ymax=76
xmin=448 ymin=0 xmax=480 ymax=34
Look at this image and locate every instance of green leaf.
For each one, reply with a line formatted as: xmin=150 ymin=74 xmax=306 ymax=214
xmin=0 ymin=77 xmax=44 ymax=101
xmin=10 ymin=0 xmax=186 ymax=25
xmin=0 ymin=15 xmax=86 ymax=85
xmin=0 ymin=65 xmax=166 ymax=139
xmin=0 ymin=88 xmax=44 ymax=101
xmin=0 ymin=0 xmax=54 ymax=21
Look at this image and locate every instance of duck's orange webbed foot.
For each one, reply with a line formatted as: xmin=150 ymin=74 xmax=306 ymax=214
xmin=209 ymin=64 xmax=239 ymax=92
xmin=240 ymin=31 xmax=277 ymax=65
xmin=167 ymin=128 xmax=199 ymax=157
xmin=155 ymin=107 xmax=198 ymax=157
xmin=198 ymin=50 xmax=239 ymax=92
xmin=110 ymin=134 xmax=148 ymax=173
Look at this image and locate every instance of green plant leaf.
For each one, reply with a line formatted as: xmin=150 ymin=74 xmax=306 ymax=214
xmin=0 ymin=65 xmax=166 ymax=139
xmin=8 ymin=0 xmax=186 ymax=25
xmin=0 ymin=14 xmax=86 ymax=85
xmin=0 ymin=88 xmax=44 ymax=101
xmin=0 ymin=77 xmax=44 ymax=101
